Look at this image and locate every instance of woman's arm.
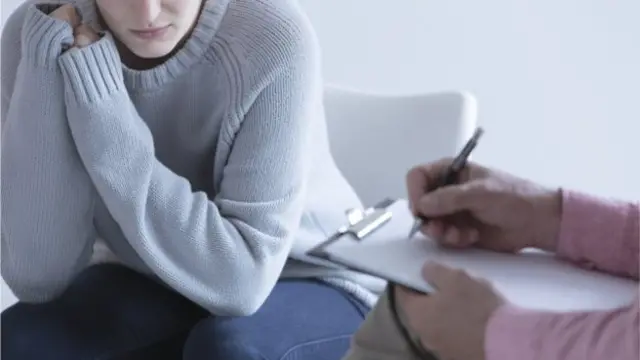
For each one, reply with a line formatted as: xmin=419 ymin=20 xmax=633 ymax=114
xmin=556 ymin=189 xmax=639 ymax=279
xmin=485 ymin=191 xmax=639 ymax=360
xmin=1 ymin=4 xmax=98 ymax=303
xmin=56 ymin=16 xmax=319 ymax=315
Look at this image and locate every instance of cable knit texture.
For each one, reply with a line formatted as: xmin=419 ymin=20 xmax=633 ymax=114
xmin=484 ymin=189 xmax=639 ymax=360
xmin=1 ymin=0 xmax=385 ymax=314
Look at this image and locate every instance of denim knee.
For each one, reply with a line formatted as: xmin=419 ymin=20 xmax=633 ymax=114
xmin=183 ymin=320 xmax=266 ymax=360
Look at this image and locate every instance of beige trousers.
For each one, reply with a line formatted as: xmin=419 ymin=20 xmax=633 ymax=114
xmin=342 ymin=285 xmax=438 ymax=360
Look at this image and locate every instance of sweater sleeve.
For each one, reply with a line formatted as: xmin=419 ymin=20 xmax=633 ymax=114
xmin=56 ymin=28 xmax=318 ymax=315
xmin=484 ymin=190 xmax=640 ymax=360
xmin=1 ymin=4 xmax=98 ymax=303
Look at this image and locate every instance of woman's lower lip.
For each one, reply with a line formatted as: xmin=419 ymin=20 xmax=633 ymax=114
xmin=131 ymin=26 xmax=170 ymax=40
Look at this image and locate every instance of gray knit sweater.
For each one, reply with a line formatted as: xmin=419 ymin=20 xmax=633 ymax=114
xmin=1 ymin=0 xmax=385 ymax=314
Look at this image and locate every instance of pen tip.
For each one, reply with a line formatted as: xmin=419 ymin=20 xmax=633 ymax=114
xmin=408 ymin=222 xmax=420 ymax=239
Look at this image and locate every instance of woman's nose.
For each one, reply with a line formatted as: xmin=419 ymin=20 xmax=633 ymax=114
xmin=134 ymin=0 xmax=162 ymax=27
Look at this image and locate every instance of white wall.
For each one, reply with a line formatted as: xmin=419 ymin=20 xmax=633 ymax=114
xmin=1 ymin=0 xmax=639 ymax=308
xmin=298 ymin=0 xmax=640 ymax=200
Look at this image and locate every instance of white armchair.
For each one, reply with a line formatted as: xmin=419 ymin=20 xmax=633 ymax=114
xmin=323 ymin=85 xmax=478 ymax=207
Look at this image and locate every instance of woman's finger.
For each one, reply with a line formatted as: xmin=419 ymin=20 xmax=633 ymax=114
xmin=50 ymin=4 xmax=81 ymax=28
xmin=74 ymin=24 xmax=100 ymax=48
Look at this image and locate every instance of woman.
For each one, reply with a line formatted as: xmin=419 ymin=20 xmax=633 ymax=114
xmin=344 ymin=158 xmax=639 ymax=360
xmin=1 ymin=0 xmax=384 ymax=359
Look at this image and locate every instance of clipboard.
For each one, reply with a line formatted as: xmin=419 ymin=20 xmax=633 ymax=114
xmin=306 ymin=197 xmax=423 ymax=290
xmin=306 ymin=198 xmax=639 ymax=312
xmin=307 ymin=197 xmax=395 ymax=256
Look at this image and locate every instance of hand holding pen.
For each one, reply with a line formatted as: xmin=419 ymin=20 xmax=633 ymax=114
xmin=408 ymin=128 xmax=484 ymax=239
xmin=405 ymin=128 xmax=563 ymax=253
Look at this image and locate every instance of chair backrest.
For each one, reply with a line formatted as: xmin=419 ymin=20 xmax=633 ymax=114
xmin=323 ymin=85 xmax=478 ymax=207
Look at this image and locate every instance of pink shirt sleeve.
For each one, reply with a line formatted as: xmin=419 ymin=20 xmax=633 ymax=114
xmin=556 ymin=190 xmax=639 ymax=279
xmin=484 ymin=189 xmax=640 ymax=360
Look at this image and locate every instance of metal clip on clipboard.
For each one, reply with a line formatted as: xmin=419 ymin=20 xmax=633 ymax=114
xmin=307 ymin=198 xmax=396 ymax=263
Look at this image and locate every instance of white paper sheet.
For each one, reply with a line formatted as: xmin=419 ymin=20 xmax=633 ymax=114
xmin=323 ymin=200 xmax=638 ymax=312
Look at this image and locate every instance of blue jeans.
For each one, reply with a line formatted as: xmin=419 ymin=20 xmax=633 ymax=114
xmin=2 ymin=264 xmax=370 ymax=360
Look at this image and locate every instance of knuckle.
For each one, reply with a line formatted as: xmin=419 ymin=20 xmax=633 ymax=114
xmin=481 ymin=178 xmax=501 ymax=193
xmin=405 ymin=167 xmax=421 ymax=185
xmin=461 ymin=181 xmax=488 ymax=205
xmin=462 ymin=181 xmax=484 ymax=194
xmin=438 ymin=156 xmax=455 ymax=165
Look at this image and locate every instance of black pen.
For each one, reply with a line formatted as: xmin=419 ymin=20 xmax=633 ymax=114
xmin=407 ymin=127 xmax=485 ymax=239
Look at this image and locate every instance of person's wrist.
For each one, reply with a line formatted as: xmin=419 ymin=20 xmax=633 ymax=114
xmin=531 ymin=188 xmax=562 ymax=252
